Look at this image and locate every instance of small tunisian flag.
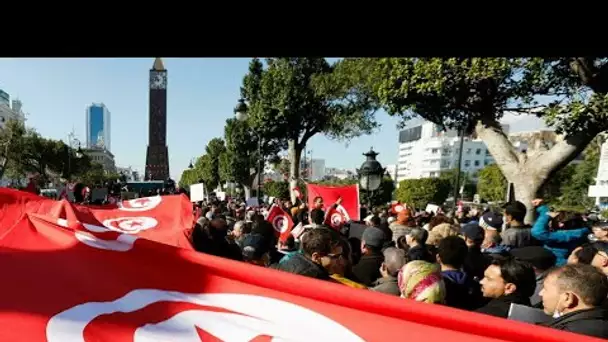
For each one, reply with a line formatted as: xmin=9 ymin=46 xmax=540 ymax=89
xmin=266 ymin=204 xmax=294 ymax=241
xmin=390 ymin=202 xmax=406 ymax=214
xmin=0 ymin=214 xmax=598 ymax=341
xmin=306 ymin=184 xmax=360 ymax=221
xmin=324 ymin=204 xmax=350 ymax=230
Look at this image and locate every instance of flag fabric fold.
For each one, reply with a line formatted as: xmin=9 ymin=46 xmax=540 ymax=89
xmin=0 ymin=189 xmax=603 ymax=341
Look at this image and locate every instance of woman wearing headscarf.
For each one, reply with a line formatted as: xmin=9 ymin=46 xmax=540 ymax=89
xmin=398 ymin=260 xmax=446 ymax=304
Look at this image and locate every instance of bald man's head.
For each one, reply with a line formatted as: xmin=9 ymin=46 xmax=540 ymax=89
xmin=383 ymin=247 xmax=408 ymax=277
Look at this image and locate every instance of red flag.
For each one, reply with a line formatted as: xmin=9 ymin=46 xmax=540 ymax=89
xmin=306 ymin=184 xmax=360 ymax=221
xmin=391 ymin=202 xmax=406 ymax=214
xmin=324 ymin=205 xmax=349 ymax=230
xmin=0 ymin=213 xmax=600 ymax=341
xmin=0 ymin=188 xmax=194 ymax=249
xmin=266 ymin=204 xmax=294 ymax=240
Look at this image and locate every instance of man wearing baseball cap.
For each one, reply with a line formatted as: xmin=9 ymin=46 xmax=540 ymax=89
xmin=353 ymin=227 xmax=387 ymax=286
xmin=479 ymin=212 xmax=510 ymax=256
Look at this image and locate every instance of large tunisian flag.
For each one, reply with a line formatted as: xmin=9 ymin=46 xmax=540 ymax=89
xmin=1 ymin=215 xmax=603 ymax=341
xmin=0 ymin=188 xmax=194 ymax=249
xmin=306 ymin=184 xmax=360 ymax=221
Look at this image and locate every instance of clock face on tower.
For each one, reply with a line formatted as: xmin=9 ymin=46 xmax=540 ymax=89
xmin=150 ymin=72 xmax=167 ymax=89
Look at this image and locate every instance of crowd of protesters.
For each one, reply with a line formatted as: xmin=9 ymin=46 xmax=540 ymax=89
xmin=188 ymin=196 xmax=608 ymax=339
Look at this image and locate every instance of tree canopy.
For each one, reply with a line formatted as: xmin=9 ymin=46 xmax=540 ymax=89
xmin=1 ymin=120 xmax=93 ymax=185
xmin=335 ymin=58 xmax=608 ymax=221
xmin=240 ymin=58 xmax=378 ymax=202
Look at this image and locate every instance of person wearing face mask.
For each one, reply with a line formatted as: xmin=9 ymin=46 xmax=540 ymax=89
xmin=539 ymin=264 xmax=608 ymax=338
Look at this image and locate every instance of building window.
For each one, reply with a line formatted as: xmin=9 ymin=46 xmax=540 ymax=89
xmin=464 ymin=160 xmax=471 ymax=167
xmin=429 ymin=172 xmax=437 ymax=177
xmin=486 ymin=150 xmax=491 ymax=156
xmin=466 ymin=148 xmax=472 ymax=154
xmin=474 ymin=160 xmax=480 ymax=166
xmin=475 ymin=148 xmax=482 ymax=155
xmin=431 ymin=148 xmax=439 ymax=154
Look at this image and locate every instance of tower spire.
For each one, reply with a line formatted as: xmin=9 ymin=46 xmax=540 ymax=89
xmin=152 ymin=57 xmax=165 ymax=71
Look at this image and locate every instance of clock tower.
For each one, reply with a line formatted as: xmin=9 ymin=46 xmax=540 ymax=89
xmin=145 ymin=57 xmax=170 ymax=181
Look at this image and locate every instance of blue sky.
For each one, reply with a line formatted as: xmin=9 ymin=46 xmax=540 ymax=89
xmin=0 ymin=58 xmax=545 ymax=181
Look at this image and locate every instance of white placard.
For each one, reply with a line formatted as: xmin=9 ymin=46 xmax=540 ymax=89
xmin=189 ymin=183 xmax=206 ymax=202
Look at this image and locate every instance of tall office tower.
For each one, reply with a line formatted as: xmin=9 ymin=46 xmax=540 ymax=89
xmin=85 ymin=103 xmax=111 ymax=151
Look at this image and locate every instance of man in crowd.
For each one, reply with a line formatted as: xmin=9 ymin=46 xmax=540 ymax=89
xmin=353 ymin=227 xmax=386 ymax=286
xmin=476 ymin=257 xmax=537 ymax=318
xmin=590 ymin=241 xmax=608 ymax=277
xmin=241 ymin=233 xmax=271 ymax=266
xmin=539 ymin=264 xmax=608 ymax=338
xmin=405 ymin=227 xmax=434 ymax=262
xmin=510 ymin=246 xmax=557 ymax=307
xmin=501 ymin=201 xmax=536 ymax=249
xmin=437 ymin=236 xmax=478 ymax=310
xmin=371 ymin=247 xmax=407 ymax=296
xmin=273 ymin=228 xmax=342 ymax=281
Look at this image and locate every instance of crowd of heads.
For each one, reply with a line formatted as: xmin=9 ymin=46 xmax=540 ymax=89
xmin=185 ymin=195 xmax=608 ymax=338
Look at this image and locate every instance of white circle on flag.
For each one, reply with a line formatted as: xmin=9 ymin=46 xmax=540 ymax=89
xmin=272 ymin=215 xmax=289 ymax=233
xmin=330 ymin=213 xmax=343 ymax=228
xmin=118 ymin=196 xmax=162 ymax=212
xmin=46 ymin=291 xmax=364 ymax=342
xmin=395 ymin=205 xmax=404 ymax=213
xmin=102 ymin=217 xmax=158 ymax=234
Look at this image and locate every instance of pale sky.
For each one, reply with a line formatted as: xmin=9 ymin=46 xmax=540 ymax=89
xmin=0 ymin=58 xmax=546 ymax=180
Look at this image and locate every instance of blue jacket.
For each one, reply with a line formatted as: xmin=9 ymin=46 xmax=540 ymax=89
xmin=531 ymin=205 xmax=589 ymax=266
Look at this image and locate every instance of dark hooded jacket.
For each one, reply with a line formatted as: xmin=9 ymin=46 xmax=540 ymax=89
xmin=442 ymin=270 xmax=480 ymax=310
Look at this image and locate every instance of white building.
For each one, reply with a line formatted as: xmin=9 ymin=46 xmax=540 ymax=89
xmin=397 ymin=121 xmax=501 ymax=182
xmin=116 ymin=166 xmax=141 ymax=181
xmin=0 ymin=90 xmax=27 ymax=128
xmin=309 ymin=158 xmax=326 ymax=181
xmin=83 ymin=147 xmax=116 ymax=174
xmin=385 ymin=164 xmax=397 ymax=180
xmin=588 ymin=141 xmax=608 ymax=210
xmin=396 ymin=120 xmax=588 ymax=184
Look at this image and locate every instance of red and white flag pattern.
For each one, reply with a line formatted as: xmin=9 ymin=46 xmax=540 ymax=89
xmin=0 ymin=189 xmax=601 ymax=342
xmin=306 ymin=184 xmax=360 ymax=221
xmin=266 ymin=204 xmax=294 ymax=241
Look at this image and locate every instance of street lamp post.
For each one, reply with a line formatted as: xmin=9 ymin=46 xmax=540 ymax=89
xmin=357 ymin=148 xmax=385 ymax=210
xmin=66 ymin=132 xmax=83 ymax=181
xmin=234 ymin=98 xmax=263 ymax=202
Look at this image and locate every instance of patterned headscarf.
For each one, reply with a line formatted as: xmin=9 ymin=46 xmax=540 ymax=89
xmin=398 ymin=260 xmax=445 ymax=304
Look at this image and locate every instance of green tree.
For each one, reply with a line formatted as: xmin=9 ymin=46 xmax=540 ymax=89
xmin=439 ymin=169 xmax=475 ymax=199
xmin=222 ymin=118 xmax=282 ymax=199
xmin=197 ymin=154 xmax=217 ymax=191
xmin=240 ymin=58 xmax=377 ymax=203
xmin=395 ymin=178 xmax=451 ymax=210
xmin=204 ymin=138 xmax=226 ymax=190
xmin=336 ymin=58 xmax=608 ymax=222
xmin=263 ymin=180 xmax=290 ymax=199
xmin=477 ymin=164 xmax=508 ymax=202
xmin=0 ymin=119 xmax=27 ymax=180
xmin=558 ymin=140 xmax=603 ymax=208
xmin=178 ymin=168 xmax=199 ymax=189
